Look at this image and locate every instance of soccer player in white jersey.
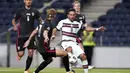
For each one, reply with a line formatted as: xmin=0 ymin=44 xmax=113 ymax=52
xmin=52 ymin=8 xmax=106 ymax=73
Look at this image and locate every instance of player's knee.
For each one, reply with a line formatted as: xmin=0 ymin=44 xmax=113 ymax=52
xmin=62 ymin=51 xmax=68 ymax=57
xmin=80 ymin=53 xmax=87 ymax=60
xmin=18 ymin=51 xmax=24 ymax=57
xmin=28 ymin=49 xmax=34 ymax=57
xmin=66 ymin=47 xmax=72 ymax=53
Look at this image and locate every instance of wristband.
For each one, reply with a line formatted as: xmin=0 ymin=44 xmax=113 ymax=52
xmin=96 ymin=28 xmax=99 ymax=31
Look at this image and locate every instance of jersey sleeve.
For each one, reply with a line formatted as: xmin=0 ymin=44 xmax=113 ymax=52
xmin=80 ymin=23 xmax=86 ymax=30
xmin=52 ymin=18 xmax=58 ymax=28
xmin=35 ymin=9 xmax=40 ymax=19
xmin=56 ymin=20 xmax=63 ymax=30
xmin=14 ymin=9 xmax=21 ymax=21
xmin=82 ymin=14 xmax=86 ymax=24
xmin=44 ymin=22 xmax=50 ymax=31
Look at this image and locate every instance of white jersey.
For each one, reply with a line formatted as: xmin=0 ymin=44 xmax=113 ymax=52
xmin=56 ymin=18 xmax=82 ymax=42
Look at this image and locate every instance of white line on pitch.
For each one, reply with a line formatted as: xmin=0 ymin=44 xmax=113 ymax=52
xmin=0 ymin=70 xmax=20 ymax=71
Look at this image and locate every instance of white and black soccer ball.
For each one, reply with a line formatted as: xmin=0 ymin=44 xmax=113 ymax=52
xmin=69 ymin=54 xmax=78 ymax=64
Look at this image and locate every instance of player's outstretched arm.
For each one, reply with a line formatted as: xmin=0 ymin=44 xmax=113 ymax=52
xmin=28 ymin=27 xmax=38 ymax=41
xmin=85 ymin=26 xmax=106 ymax=32
xmin=43 ymin=30 xmax=49 ymax=43
xmin=50 ymin=28 xmax=57 ymax=40
xmin=24 ymin=27 xmax=38 ymax=48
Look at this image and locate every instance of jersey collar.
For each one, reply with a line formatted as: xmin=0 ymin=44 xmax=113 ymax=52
xmin=67 ymin=18 xmax=75 ymax=23
xmin=25 ymin=6 xmax=31 ymax=10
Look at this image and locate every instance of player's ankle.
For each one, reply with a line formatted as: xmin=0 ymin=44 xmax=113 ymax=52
xmin=33 ymin=71 xmax=38 ymax=73
xmin=66 ymin=70 xmax=75 ymax=73
xmin=24 ymin=70 xmax=29 ymax=73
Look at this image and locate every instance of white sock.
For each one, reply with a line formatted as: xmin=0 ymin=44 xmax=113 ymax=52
xmin=69 ymin=63 xmax=72 ymax=70
xmin=82 ymin=60 xmax=88 ymax=73
xmin=68 ymin=52 xmax=72 ymax=57
xmin=68 ymin=53 xmax=73 ymax=71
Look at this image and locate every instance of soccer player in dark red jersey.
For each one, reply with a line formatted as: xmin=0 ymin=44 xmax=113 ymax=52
xmin=12 ymin=0 xmax=43 ymax=73
xmin=24 ymin=8 xmax=72 ymax=73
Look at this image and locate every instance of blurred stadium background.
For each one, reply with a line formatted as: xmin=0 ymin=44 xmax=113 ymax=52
xmin=0 ymin=0 xmax=130 ymax=72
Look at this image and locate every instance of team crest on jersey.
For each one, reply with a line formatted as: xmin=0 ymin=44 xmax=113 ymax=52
xmin=47 ymin=27 xmax=50 ymax=30
xmin=32 ymin=12 xmax=35 ymax=16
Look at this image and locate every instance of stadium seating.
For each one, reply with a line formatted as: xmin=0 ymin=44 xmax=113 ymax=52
xmin=2 ymin=0 xmax=130 ymax=46
xmin=91 ymin=1 xmax=130 ymax=46
xmin=0 ymin=0 xmax=45 ymax=43
xmin=0 ymin=0 xmax=87 ymax=43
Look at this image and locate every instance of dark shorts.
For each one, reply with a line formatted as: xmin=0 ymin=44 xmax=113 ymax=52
xmin=16 ymin=37 xmax=36 ymax=52
xmin=35 ymin=37 xmax=56 ymax=57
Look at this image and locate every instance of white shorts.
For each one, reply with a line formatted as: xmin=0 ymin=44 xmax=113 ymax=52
xmin=61 ymin=41 xmax=84 ymax=57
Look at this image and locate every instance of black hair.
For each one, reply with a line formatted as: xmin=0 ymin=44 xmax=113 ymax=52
xmin=67 ymin=8 xmax=76 ymax=15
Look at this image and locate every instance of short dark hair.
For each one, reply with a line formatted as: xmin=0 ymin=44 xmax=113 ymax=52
xmin=67 ymin=8 xmax=76 ymax=15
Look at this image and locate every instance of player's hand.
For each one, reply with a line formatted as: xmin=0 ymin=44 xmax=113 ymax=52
xmin=13 ymin=26 xmax=18 ymax=31
xmin=50 ymin=35 xmax=55 ymax=41
xmin=44 ymin=37 xmax=49 ymax=43
xmin=23 ymin=40 xmax=30 ymax=48
xmin=97 ymin=26 xmax=106 ymax=31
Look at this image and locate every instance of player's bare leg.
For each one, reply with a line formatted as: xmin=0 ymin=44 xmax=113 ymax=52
xmin=33 ymin=48 xmax=72 ymax=73
xmin=54 ymin=47 xmax=72 ymax=57
xmin=80 ymin=53 xmax=88 ymax=73
xmin=79 ymin=43 xmax=94 ymax=70
xmin=24 ymin=49 xmax=34 ymax=73
xmin=64 ymin=47 xmax=75 ymax=73
xmin=78 ymin=43 xmax=84 ymax=51
xmin=55 ymin=49 xmax=68 ymax=57
xmin=17 ymin=51 xmax=24 ymax=60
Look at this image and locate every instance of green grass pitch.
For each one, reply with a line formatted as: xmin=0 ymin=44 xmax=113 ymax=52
xmin=0 ymin=68 xmax=130 ymax=73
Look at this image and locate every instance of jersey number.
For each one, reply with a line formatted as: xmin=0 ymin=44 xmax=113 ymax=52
xmin=27 ymin=16 xmax=30 ymax=21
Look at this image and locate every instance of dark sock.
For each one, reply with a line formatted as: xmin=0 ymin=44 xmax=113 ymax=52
xmin=35 ymin=58 xmax=53 ymax=73
xmin=25 ymin=56 xmax=33 ymax=71
xmin=63 ymin=55 xmax=70 ymax=72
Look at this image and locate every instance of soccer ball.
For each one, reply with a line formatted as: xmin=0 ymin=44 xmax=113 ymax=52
xmin=69 ymin=54 xmax=78 ymax=64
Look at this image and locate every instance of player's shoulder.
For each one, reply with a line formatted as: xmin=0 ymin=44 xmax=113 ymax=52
xmin=80 ymin=13 xmax=85 ymax=16
xmin=44 ymin=21 xmax=49 ymax=25
xmin=81 ymin=13 xmax=86 ymax=18
xmin=31 ymin=8 xmax=39 ymax=12
xmin=44 ymin=21 xmax=51 ymax=27
xmin=59 ymin=18 xmax=68 ymax=23
xmin=74 ymin=20 xmax=81 ymax=24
